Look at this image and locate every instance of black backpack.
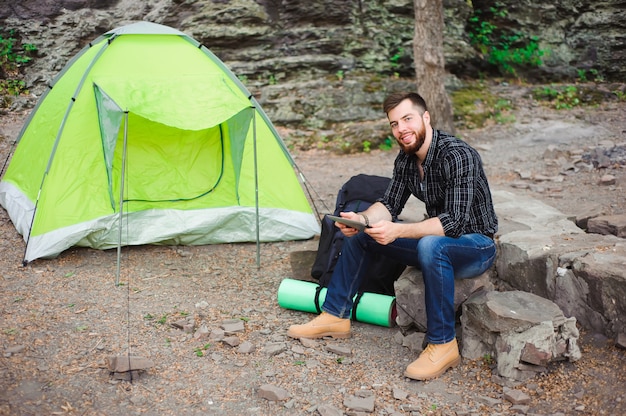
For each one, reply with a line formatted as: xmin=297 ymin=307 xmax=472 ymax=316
xmin=310 ymin=174 xmax=407 ymax=296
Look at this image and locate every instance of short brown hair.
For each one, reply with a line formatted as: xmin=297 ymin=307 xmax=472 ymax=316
xmin=383 ymin=92 xmax=427 ymax=115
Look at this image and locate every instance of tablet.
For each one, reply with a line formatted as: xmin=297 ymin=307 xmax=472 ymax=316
xmin=327 ymin=215 xmax=369 ymax=231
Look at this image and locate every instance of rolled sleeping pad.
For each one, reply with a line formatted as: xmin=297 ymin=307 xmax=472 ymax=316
xmin=277 ymin=278 xmax=327 ymax=313
xmin=277 ymin=278 xmax=396 ymax=327
xmin=351 ymin=291 xmax=398 ymax=328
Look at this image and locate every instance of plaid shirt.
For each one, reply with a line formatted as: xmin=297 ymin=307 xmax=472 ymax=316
xmin=378 ymin=129 xmax=498 ymax=238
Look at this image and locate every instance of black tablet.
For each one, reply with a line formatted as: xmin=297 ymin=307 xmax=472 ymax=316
xmin=327 ymin=215 xmax=369 ymax=231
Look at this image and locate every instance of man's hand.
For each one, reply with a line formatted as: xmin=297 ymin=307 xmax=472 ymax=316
xmin=334 ymin=212 xmax=364 ymax=237
xmin=365 ymin=220 xmax=401 ymax=245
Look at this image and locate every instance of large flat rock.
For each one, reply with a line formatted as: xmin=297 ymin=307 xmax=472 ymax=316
xmin=492 ymin=190 xmax=626 ymax=339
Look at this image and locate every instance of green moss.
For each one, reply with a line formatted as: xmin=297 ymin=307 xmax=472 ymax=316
xmin=532 ymin=84 xmax=615 ymax=110
xmin=362 ymin=73 xmax=387 ymax=93
xmin=0 ymin=28 xmax=37 ymax=107
xmin=451 ymin=82 xmax=515 ymax=129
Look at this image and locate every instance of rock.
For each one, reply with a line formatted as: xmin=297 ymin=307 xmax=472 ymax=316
xmin=222 ymin=336 xmax=240 ymax=347
xmin=503 ymin=387 xmax=531 ymax=405
xmin=106 ymin=355 xmax=154 ymax=373
xmin=587 ymin=214 xmax=626 ymax=237
xmin=221 ymin=319 xmax=245 ymax=333
xmin=566 ymin=201 xmax=605 ymax=229
xmin=237 ymin=341 xmax=256 ymax=354
xmin=106 ymin=355 xmax=154 ymax=380
xmin=533 ymin=173 xmax=555 ymax=182
xmin=169 ymin=316 xmax=195 ymax=334
xmin=193 ymin=324 xmax=210 ymax=340
xmin=261 ymin=343 xmax=287 ymax=356
xmin=520 ymin=342 xmax=552 ymax=366
xmin=461 ymin=290 xmax=581 ymax=381
xmin=394 ymin=266 xmax=493 ymax=334
xmin=593 ymin=152 xmax=612 ymax=169
xmin=257 ymin=384 xmax=290 ymax=401
xmin=393 ymin=387 xmax=409 ymax=400
xmin=343 ymin=391 xmax=375 ymax=412
xmin=291 ymin=345 xmax=305 ymax=354
xmin=5 ymin=345 xmax=26 ymax=355
xmin=317 ymin=403 xmax=344 ymax=416
xmin=395 ymin=331 xmax=426 ymax=354
xmin=299 ymin=338 xmax=319 ymax=348
xmin=170 ymin=318 xmax=191 ymax=330
xmin=598 ymin=174 xmax=616 ymax=185
xmin=559 ymin=241 xmax=626 ymax=336
xmin=477 ymin=395 xmax=501 ymax=406
xmin=195 ymin=300 xmax=209 ymax=309
xmin=492 ymin=190 xmax=626 ymax=339
xmin=509 ymin=404 xmax=530 ymax=414
xmin=326 ymin=344 xmax=352 ymax=356
xmin=210 ymin=328 xmax=225 ymax=341
xmin=289 ymin=250 xmax=318 ymax=281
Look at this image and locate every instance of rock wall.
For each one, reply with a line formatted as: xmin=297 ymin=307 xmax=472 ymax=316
xmin=5 ymin=0 xmax=624 ymax=83
xmin=2 ymin=0 xmax=625 ymax=145
xmin=493 ymin=190 xmax=626 ymax=340
xmin=470 ymin=0 xmax=626 ymax=82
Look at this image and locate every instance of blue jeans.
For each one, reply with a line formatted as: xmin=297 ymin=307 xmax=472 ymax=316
xmin=322 ymin=232 xmax=496 ymax=344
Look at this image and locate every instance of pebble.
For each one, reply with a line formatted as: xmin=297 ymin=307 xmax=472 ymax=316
xmin=258 ymin=384 xmax=290 ymax=401
xmin=221 ymin=319 xmax=245 ymax=333
xmin=5 ymin=345 xmax=25 ymax=355
xmin=326 ymin=344 xmax=352 ymax=356
xmin=261 ymin=343 xmax=287 ymax=356
xmin=222 ymin=336 xmax=240 ymax=347
xmin=503 ymin=387 xmax=531 ymax=405
xmin=510 ymin=404 xmax=530 ymax=414
xmin=599 ymin=174 xmax=616 ymax=185
xmin=300 ymin=338 xmax=318 ymax=348
xmin=317 ymin=403 xmax=343 ymax=416
xmin=343 ymin=393 xmax=375 ymax=412
xmin=237 ymin=341 xmax=256 ymax=354
xmin=291 ymin=345 xmax=306 ymax=354
xmin=393 ymin=387 xmax=409 ymax=400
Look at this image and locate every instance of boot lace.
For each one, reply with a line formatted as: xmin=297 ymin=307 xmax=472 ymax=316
xmin=422 ymin=343 xmax=437 ymax=359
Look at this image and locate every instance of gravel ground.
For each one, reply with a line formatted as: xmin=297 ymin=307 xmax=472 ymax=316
xmin=1 ymin=86 xmax=625 ymax=415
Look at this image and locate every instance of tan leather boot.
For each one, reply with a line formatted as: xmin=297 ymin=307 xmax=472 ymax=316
xmin=287 ymin=312 xmax=350 ymax=339
xmin=404 ymin=338 xmax=461 ymax=380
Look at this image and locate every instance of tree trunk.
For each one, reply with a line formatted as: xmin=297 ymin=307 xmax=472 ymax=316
xmin=413 ymin=0 xmax=455 ymax=134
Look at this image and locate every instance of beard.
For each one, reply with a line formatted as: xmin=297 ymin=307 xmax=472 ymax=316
xmin=397 ymin=123 xmax=426 ymax=155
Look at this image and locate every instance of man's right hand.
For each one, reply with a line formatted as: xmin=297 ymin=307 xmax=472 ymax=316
xmin=335 ymin=212 xmax=363 ymax=237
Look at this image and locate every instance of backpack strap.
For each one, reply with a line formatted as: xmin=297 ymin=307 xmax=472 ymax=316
xmin=351 ymin=292 xmax=364 ymax=321
xmin=314 ymin=285 xmax=324 ymax=314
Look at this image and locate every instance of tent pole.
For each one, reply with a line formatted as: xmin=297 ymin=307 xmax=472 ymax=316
xmin=116 ymin=111 xmax=129 ymax=286
xmin=253 ymin=109 xmax=260 ymax=268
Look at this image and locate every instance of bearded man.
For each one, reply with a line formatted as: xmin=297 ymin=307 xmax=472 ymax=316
xmin=287 ymin=91 xmax=498 ymax=381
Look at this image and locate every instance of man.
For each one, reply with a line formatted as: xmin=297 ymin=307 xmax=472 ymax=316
xmin=287 ymin=91 xmax=498 ymax=381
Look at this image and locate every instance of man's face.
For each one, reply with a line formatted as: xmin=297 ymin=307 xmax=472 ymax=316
xmin=387 ymin=98 xmax=426 ymax=155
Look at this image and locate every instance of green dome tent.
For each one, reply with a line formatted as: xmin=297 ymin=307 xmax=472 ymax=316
xmin=0 ymin=22 xmax=320 ymax=264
